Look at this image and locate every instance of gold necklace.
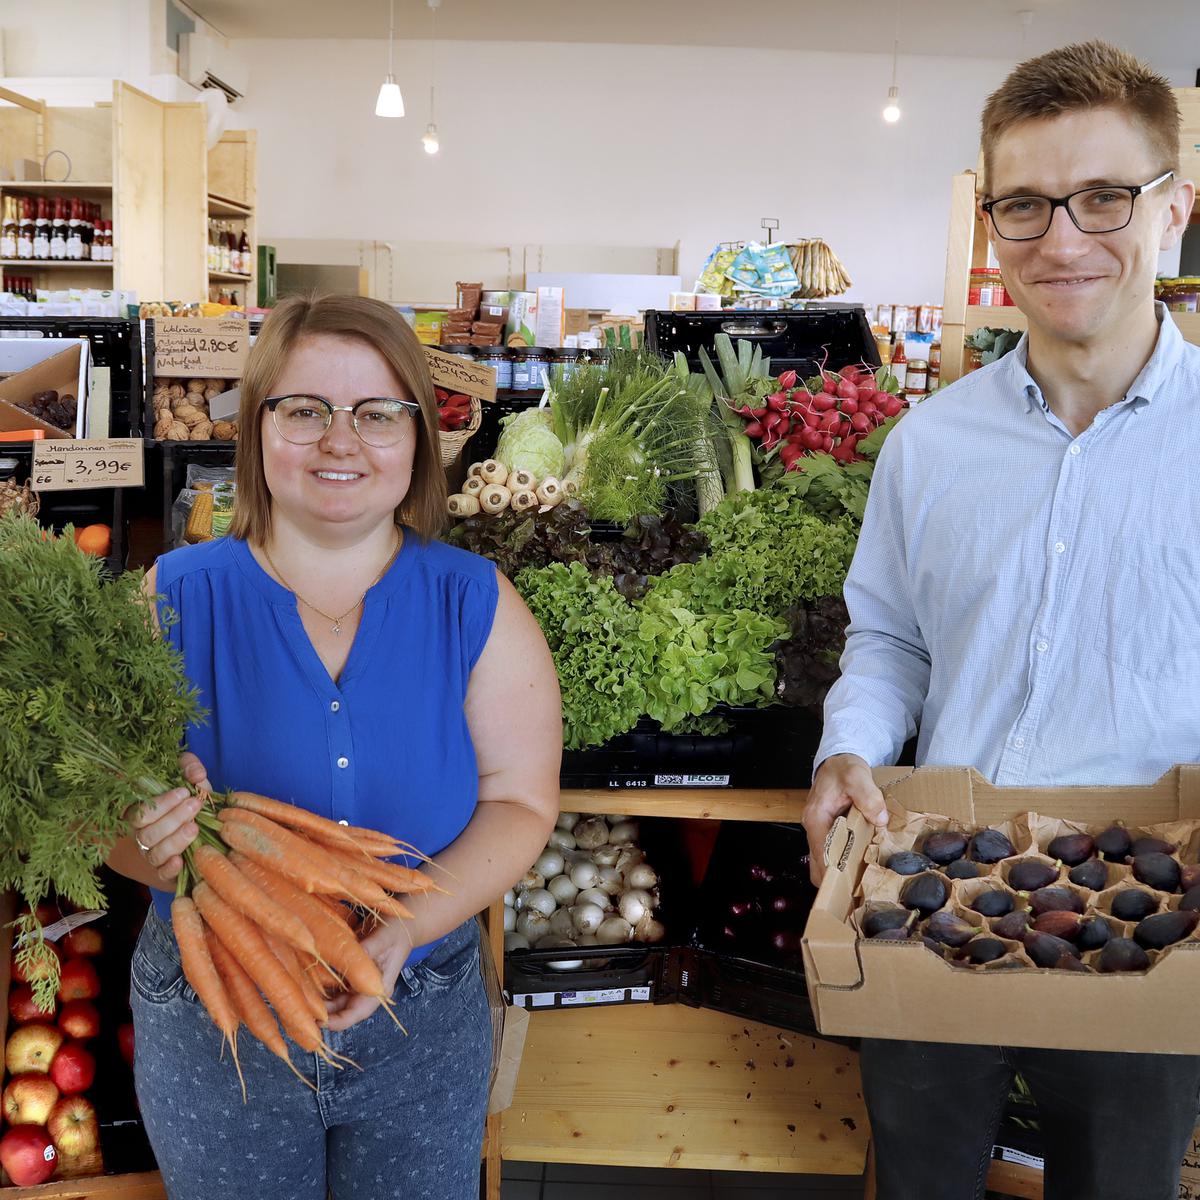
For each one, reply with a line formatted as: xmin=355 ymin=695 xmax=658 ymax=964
xmin=261 ymin=530 xmax=401 ymax=635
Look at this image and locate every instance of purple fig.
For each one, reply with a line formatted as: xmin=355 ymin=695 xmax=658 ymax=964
xmin=1008 ymin=860 xmax=1060 ymax=892
xmin=1131 ymin=836 xmax=1176 ymax=858
xmin=1097 ymin=937 xmax=1151 ymax=973
xmin=925 ymin=910 xmax=979 ymax=948
xmin=900 ymin=872 xmax=948 ymax=917
xmin=969 ymin=828 xmax=1017 ymax=864
xmin=1076 ymin=916 xmax=1113 ymax=951
xmin=991 ymin=910 xmax=1033 ymax=941
xmin=862 ymin=908 xmax=916 ymax=939
xmin=1032 ymin=910 xmax=1083 ymax=941
xmin=1133 ymin=909 xmax=1199 ymax=950
xmin=921 ymin=830 xmax=968 ymax=865
xmin=886 ymin=850 xmax=936 ymax=876
xmin=1131 ymin=852 xmax=1182 ymax=894
xmin=1024 ymin=930 xmax=1080 ymax=968
xmin=1068 ymin=859 xmax=1109 ymax=892
xmin=1095 ymin=824 xmax=1132 ymax=862
xmin=1046 ymin=833 xmax=1095 ymax=867
xmin=1028 ymin=886 xmax=1085 ymax=916
xmin=971 ymin=890 xmax=1014 ymax=918
xmin=962 ymin=937 xmax=1007 ymax=964
xmin=1110 ymin=889 xmax=1160 ymax=922
xmin=943 ymin=860 xmax=984 ymax=880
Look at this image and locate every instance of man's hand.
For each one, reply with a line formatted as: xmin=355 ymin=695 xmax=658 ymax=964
xmin=802 ymin=753 xmax=889 ymax=886
xmin=324 ymin=918 xmax=412 ymax=1032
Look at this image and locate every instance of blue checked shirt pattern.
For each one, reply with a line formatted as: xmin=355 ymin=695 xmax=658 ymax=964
xmin=816 ymin=306 xmax=1200 ymax=786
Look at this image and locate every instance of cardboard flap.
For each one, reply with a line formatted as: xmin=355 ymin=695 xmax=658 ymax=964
xmin=803 ymin=808 xmax=872 ymax=989
xmin=881 ymin=766 xmax=981 ymax=821
xmin=802 ymin=907 xmax=863 ymax=989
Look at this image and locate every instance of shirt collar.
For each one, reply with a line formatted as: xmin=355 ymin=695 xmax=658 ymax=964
xmin=1009 ymin=301 xmax=1183 ymax=414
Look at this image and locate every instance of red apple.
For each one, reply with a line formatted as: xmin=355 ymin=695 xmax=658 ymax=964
xmin=47 ymin=1095 xmax=99 ymax=1157
xmin=49 ymin=1041 xmax=95 ymax=1095
xmin=117 ymin=1022 xmax=135 ymax=1068
xmin=2 ymin=1073 xmax=60 ymax=1124
xmin=8 ymin=983 xmax=56 ymax=1025
xmin=57 ymin=1000 xmax=101 ymax=1041
xmin=17 ymin=901 xmax=63 ymax=927
xmin=62 ymin=926 xmax=103 ymax=958
xmin=11 ymin=941 xmax=62 ymax=985
xmin=56 ymin=958 xmax=100 ymax=1002
xmin=0 ymin=1125 xmax=57 ymax=1187
xmin=4 ymin=1022 xmax=64 ymax=1074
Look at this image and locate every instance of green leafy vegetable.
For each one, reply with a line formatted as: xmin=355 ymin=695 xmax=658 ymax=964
xmin=493 ymin=407 xmax=566 ymax=479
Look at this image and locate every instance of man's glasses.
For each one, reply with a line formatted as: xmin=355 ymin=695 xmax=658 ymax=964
xmin=265 ymin=394 xmax=421 ymax=448
xmin=982 ymin=170 xmax=1175 ymax=241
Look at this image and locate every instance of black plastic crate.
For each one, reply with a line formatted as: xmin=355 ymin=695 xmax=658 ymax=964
xmin=159 ymin=440 xmax=236 ymax=547
xmin=559 ymin=705 xmax=822 ymax=790
xmin=0 ymin=316 xmax=142 ymax=437
xmin=644 ymin=307 xmax=880 ymax=379
xmin=471 ymin=390 xmax=543 ymax=465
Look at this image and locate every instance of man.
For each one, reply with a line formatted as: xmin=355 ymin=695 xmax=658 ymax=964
xmin=802 ymin=40 xmax=1200 ymax=1200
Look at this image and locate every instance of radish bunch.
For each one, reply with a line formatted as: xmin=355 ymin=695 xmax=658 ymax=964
xmin=731 ymin=364 xmax=907 ymax=472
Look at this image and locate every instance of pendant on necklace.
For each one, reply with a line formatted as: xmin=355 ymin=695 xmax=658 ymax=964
xmin=331 ymin=621 xmax=342 ymax=635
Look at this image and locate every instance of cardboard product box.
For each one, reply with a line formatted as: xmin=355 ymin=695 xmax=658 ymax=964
xmin=802 ymin=765 xmax=1200 ymax=1055
xmin=533 ymin=287 xmax=565 ymax=348
xmin=505 ymin=292 xmax=538 ymax=347
xmin=0 ymin=340 xmax=90 ymax=438
xmin=1179 ymin=1124 xmax=1200 ymax=1198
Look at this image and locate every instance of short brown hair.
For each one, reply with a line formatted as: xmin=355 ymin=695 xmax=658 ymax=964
xmin=981 ymin=40 xmax=1180 ymax=192
xmin=230 ymin=294 xmax=447 ymax=544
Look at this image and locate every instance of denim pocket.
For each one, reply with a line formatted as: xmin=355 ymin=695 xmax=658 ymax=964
xmin=130 ymin=914 xmax=194 ymax=1005
xmin=415 ymin=924 xmax=480 ymax=990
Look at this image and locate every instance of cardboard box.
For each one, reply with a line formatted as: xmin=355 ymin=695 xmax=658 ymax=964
xmin=802 ymin=765 xmax=1200 ymax=1054
xmin=1180 ymin=1123 xmax=1200 ymax=1198
xmin=0 ymin=340 xmax=90 ymax=438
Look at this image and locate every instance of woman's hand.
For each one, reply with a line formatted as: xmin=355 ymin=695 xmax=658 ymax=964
xmin=323 ymin=918 xmax=412 ymax=1032
xmin=126 ymin=752 xmax=212 ymax=885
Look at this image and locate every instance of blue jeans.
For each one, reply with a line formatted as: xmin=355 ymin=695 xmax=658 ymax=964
xmin=131 ymin=910 xmax=492 ymax=1200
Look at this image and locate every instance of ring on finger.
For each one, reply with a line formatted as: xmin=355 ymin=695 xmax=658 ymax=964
xmin=135 ymin=834 xmax=151 ymax=854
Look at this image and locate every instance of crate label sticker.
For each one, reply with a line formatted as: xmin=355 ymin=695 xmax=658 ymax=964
xmin=511 ymin=993 xmax=557 ymax=1008
xmin=154 ymin=316 xmax=249 ymax=379
xmin=32 ymin=438 xmax=144 ymax=492
xmin=653 ymin=774 xmax=732 ymax=787
xmin=561 ymin=987 xmax=651 ymax=1005
xmin=994 ymin=1146 xmax=1044 ymax=1171
xmin=424 ymin=346 xmax=497 ymax=403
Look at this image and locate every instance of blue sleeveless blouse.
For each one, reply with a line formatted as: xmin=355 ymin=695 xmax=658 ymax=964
xmin=149 ymin=532 xmax=499 ymax=965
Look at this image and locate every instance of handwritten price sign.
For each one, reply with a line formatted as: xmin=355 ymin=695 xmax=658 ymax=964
xmin=153 ymin=316 xmax=249 ymax=379
xmin=32 ymin=439 xmax=145 ymax=492
xmin=423 ymin=346 xmax=497 ymax=403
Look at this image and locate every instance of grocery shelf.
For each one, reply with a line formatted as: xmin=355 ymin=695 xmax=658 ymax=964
xmin=208 ymin=270 xmax=252 ymax=282
xmin=0 ymin=181 xmax=113 ymax=194
xmin=0 ymin=258 xmax=112 ymax=269
xmin=562 ymin=787 xmax=811 ymax=823
xmin=206 ymin=192 xmax=253 ymax=218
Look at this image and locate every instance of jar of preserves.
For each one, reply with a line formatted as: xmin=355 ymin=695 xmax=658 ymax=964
xmin=550 ymin=347 xmax=582 ymax=382
xmin=511 ymin=347 xmax=551 ymax=392
xmin=906 ymin=359 xmax=929 ymax=394
xmin=476 ymin=346 xmax=512 ymax=391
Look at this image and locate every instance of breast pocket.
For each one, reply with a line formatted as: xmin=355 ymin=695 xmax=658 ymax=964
xmin=1094 ymin=542 xmax=1200 ymax=680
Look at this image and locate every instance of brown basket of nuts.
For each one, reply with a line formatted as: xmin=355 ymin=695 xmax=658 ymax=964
xmin=150 ymin=377 xmax=240 ymax=442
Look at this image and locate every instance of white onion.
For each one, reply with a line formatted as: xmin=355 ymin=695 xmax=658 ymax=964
xmin=577 ymin=932 xmax=599 ymax=947
xmin=569 ymin=861 xmax=600 ymax=890
xmin=548 ymin=874 xmax=580 ymax=906
xmin=547 ymin=828 xmax=577 ymax=852
xmin=615 ymin=847 xmax=645 ymax=873
xmin=591 ymin=845 xmax=621 ymax=868
xmin=534 ymin=849 xmax=566 ymax=879
xmin=597 ymin=867 xmax=624 ymax=896
xmin=536 ymin=933 xmax=577 ymax=950
xmin=626 ymin=863 xmax=658 ymax=890
xmin=515 ymin=910 xmax=550 ymax=940
xmin=634 ymin=914 xmax=666 ymax=944
xmin=503 ymin=906 xmax=517 ymax=933
xmin=619 ymin=888 xmax=653 ymax=925
xmin=596 ymin=916 xmax=633 ymax=945
xmin=604 ymin=814 xmax=628 ymax=824
xmin=548 ymin=907 xmax=576 ymax=939
xmin=573 ymin=817 xmax=610 ymax=850
xmin=576 ymin=887 xmax=611 ymax=910
xmin=572 ymin=902 xmax=606 ymax=934
xmin=504 ymin=932 xmax=531 ymax=952
xmin=609 ymin=820 xmax=639 ymax=845
xmin=515 ymin=869 xmax=545 ymax=893
xmin=503 ymin=889 xmax=516 ymax=908
xmin=556 ymin=811 xmax=580 ymax=831
xmin=517 ymin=888 xmax=556 ymax=917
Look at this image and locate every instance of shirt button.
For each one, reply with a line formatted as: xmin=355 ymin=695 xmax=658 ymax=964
xmin=330 ymin=700 xmax=341 ymax=713
xmin=1036 ymin=640 xmax=1049 ymax=653
xmin=1014 ymin=737 xmax=1026 ymax=749
xmin=336 ymin=756 xmax=349 ymax=769
xmin=1069 ymin=444 xmax=1081 ymax=456
xmin=338 ymin=819 xmax=349 ymax=826
xmin=1054 ymin=542 xmax=1065 ymax=554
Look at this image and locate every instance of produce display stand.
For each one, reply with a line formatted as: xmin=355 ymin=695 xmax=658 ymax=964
xmin=939 ymin=86 xmax=1200 ymax=385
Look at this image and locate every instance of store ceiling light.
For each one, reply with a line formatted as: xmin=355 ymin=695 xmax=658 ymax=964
xmin=423 ymin=123 xmax=440 ymax=154
xmin=882 ymin=0 xmax=901 ymax=124
xmin=374 ymin=0 xmax=405 ymax=118
xmin=423 ymin=0 xmax=442 ymax=154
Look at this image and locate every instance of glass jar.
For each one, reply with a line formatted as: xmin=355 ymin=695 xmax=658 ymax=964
xmin=476 ymin=346 xmax=512 ymax=391
xmin=906 ymin=359 xmax=929 ymax=393
xmin=511 ymin=347 xmax=552 ymax=392
xmin=550 ymin=347 xmax=582 ymax=382
xmin=1169 ymin=278 xmax=1199 ymax=313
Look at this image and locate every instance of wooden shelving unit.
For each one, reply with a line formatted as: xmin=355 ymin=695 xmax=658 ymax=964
xmin=0 ymin=259 xmax=112 ymax=269
xmin=205 ymin=133 xmax=257 ymax=308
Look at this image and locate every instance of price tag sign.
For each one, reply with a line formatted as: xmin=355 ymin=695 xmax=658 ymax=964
xmin=32 ymin=438 xmax=145 ymax=492
xmin=153 ymin=316 xmax=250 ymax=379
xmin=423 ymin=346 xmax=497 ymax=403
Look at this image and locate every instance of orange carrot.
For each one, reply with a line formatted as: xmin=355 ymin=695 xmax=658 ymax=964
xmin=193 ymin=881 xmax=325 ymax=1054
xmin=205 ymin=928 xmax=315 ymax=1095
xmin=264 ymin=932 xmax=328 ymax=1027
xmin=312 ymin=895 xmax=356 ymax=925
xmin=319 ymin=849 xmax=444 ymax=896
xmin=192 ymin=843 xmax=319 ymax=957
xmin=228 ymin=792 xmax=366 ymax=854
xmin=172 ymin=897 xmax=245 ymax=1099
xmin=217 ymin=810 xmax=346 ymax=893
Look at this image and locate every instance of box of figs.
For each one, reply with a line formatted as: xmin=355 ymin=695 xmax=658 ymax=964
xmin=802 ymin=765 xmax=1200 ymax=1053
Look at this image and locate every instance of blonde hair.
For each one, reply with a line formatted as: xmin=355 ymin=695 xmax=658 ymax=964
xmin=230 ymin=294 xmax=447 ymax=544
xmin=981 ymin=40 xmax=1180 ymax=192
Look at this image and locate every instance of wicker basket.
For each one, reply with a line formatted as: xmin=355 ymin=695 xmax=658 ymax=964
xmin=438 ymin=394 xmax=483 ymax=467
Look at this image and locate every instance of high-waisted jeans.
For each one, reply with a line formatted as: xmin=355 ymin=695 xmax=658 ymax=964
xmin=131 ymin=909 xmax=491 ymax=1200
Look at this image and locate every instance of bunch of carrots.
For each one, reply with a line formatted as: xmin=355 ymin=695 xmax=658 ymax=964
xmin=172 ymin=790 xmax=443 ymax=1100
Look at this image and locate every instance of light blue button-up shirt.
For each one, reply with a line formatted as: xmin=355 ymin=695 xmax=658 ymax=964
xmin=816 ymin=306 xmax=1200 ymax=786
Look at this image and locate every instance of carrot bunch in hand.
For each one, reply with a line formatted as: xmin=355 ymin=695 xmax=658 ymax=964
xmin=170 ymin=791 xmax=443 ymax=1101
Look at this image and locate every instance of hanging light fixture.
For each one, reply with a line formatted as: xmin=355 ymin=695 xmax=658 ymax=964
xmin=422 ymin=0 xmax=441 ymax=153
xmin=375 ymin=0 xmax=405 ymax=118
xmin=882 ymin=0 xmax=901 ymax=123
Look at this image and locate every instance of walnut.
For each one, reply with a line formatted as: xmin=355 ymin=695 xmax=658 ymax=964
xmin=153 ymin=414 xmax=173 ymax=440
xmin=167 ymin=383 xmax=185 ymax=400
xmin=184 ymin=391 xmax=208 ymax=409
xmin=172 ymin=403 xmax=206 ymax=424
xmin=190 ymin=420 xmax=214 ymax=440
xmin=203 ymin=385 xmax=224 ymax=401
xmin=212 ymin=420 xmax=237 ymax=441
xmin=167 ymin=420 xmax=190 ymax=440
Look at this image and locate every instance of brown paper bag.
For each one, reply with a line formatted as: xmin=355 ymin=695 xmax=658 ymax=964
xmin=478 ymin=917 xmax=529 ymax=1115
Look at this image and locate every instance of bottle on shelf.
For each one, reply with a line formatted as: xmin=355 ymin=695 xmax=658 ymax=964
xmin=220 ymin=222 xmax=232 ymax=273
xmin=17 ymin=198 xmax=34 ymax=260
xmin=891 ymin=337 xmax=908 ymax=391
xmin=66 ymin=199 xmax=81 ymax=261
xmin=49 ymin=199 xmax=67 ymax=260
xmin=81 ymin=202 xmax=96 ymax=261
xmin=1 ymin=198 xmax=17 ymax=260
xmin=237 ymin=227 xmax=250 ymax=277
xmin=32 ymin=197 xmax=50 ymax=260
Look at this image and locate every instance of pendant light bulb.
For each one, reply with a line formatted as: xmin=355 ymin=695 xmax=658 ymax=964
xmin=883 ymin=85 xmax=901 ymax=123
xmin=423 ymin=123 xmax=440 ymax=154
xmin=375 ymin=0 xmax=405 ymax=118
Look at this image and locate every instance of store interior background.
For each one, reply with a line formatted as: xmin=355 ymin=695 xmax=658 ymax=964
xmin=3 ymin=0 xmax=1197 ymax=309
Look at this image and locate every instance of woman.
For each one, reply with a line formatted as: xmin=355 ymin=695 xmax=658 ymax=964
xmin=105 ymin=294 xmax=562 ymax=1199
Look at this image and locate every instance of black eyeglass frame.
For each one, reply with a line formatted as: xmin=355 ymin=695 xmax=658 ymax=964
xmin=264 ymin=393 xmax=422 ymax=445
xmin=981 ymin=170 xmax=1176 ymax=241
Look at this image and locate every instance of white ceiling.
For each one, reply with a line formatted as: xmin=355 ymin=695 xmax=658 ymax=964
xmin=185 ymin=0 xmax=1200 ymax=69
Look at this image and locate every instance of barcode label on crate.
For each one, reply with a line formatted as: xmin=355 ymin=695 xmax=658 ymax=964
xmin=993 ymin=1146 xmax=1044 ymax=1171
xmin=653 ymin=774 xmax=732 ymax=787
xmin=561 ymin=987 xmax=651 ymax=1005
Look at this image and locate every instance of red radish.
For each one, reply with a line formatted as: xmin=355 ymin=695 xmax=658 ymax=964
xmin=778 ymin=370 xmax=798 ymax=389
xmin=812 ymin=393 xmax=837 ymax=412
xmin=821 ymin=375 xmax=838 ymax=395
xmin=821 ymin=433 xmax=834 ymax=452
xmin=838 ymin=418 xmax=852 ymax=438
xmin=819 ymin=411 xmax=841 ymax=432
xmin=780 ymin=443 xmax=804 ymax=466
xmin=839 ymin=397 xmax=859 ymax=416
xmin=851 ymin=412 xmax=871 ymax=434
xmin=766 ymin=394 xmax=788 ymax=412
xmin=802 ymin=409 xmax=821 ymax=429
xmin=764 ymin=412 xmax=784 ymax=432
xmin=744 ymin=421 xmax=764 ymax=438
xmin=882 ymin=396 xmax=904 ymax=417
xmin=836 ymin=379 xmax=859 ymax=402
xmin=800 ymin=428 xmax=823 ymax=450
xmin=839 ymin=365 xmax=863 ymax=384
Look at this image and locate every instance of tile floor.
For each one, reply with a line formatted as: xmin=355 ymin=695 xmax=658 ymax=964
xmin=498 ymin=1160 xmax=866 ymax=1199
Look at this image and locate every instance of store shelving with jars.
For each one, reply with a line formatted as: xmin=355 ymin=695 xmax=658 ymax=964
xmin=205 ymin=131 xmax=258 ymax=308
